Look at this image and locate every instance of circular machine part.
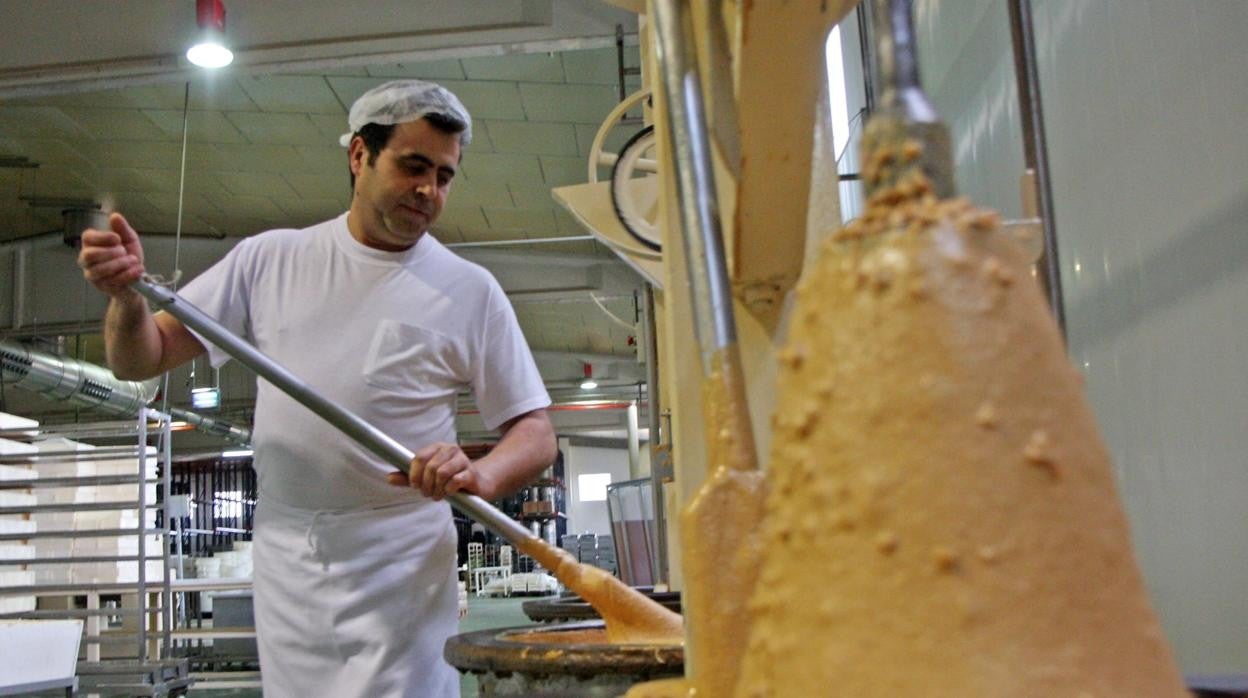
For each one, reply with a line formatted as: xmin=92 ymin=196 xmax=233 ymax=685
xmin=610 ymin=125 xmax=662 ymax=252
xmin=588 ymin=89 xmax=651 ymax=184
xmin=445 ymin=620 xmax=684 ymax=697
xmin=522 ymin=590 xmax=682 ymax=623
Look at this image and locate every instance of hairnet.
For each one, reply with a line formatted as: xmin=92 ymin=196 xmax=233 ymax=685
xmin=338 ymin=79 xmax=472 ymax=147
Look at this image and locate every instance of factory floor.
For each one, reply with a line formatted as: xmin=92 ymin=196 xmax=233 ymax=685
xmin=187 ymin=594 xmax=534 ymax=697
xmin=456 ymin=595 xmax=536 ymax=697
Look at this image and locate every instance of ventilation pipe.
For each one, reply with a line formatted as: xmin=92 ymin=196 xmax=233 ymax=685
xmin=60 ymin=207 xmax=108 ymax=248
xmin=0 ymin=339 xmax=253 ymax=445
xmin=0 ymin=338 xmax=159 ymax=417
xmin=168 ymin=406 xmax=252 ymax=446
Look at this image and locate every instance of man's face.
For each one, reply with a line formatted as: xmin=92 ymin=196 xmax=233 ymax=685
xmin=348 ymin=119 xmax=460 ymax=251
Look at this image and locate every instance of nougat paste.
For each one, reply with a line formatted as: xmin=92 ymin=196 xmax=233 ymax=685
xmin=679 ymin=348 xmax=766 ymax=696
xmin=731 ymin=145 xmax=1188 ymax=695
xmin=516 ymin=536 xmax=683 ymax=645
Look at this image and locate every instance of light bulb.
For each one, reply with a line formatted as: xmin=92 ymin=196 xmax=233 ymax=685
xmin=187 ymin=41 xmax=233 ymax=68
xmin=580 ymin=379 xmax=598 ymax=390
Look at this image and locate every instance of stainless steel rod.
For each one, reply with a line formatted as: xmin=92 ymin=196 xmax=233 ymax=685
xmin=865 ymin=0 xmax=955 ymax=199
xmin=651 ymin=0 xmax=737 ymax=364
xmin=1007 ymin=0 xmax=1066 ymax=334
xmin=135 ymin=406 xmax=148 ymax=662
xmin=158 ymin=410 xmax=174 ymax=657
xmin=642 ymin=284 xmax=668 ymax=584
xmin=871 ymin=0 xmax=936 ymax=122
xmin=131 ymin=279 xmax=535 ymax=546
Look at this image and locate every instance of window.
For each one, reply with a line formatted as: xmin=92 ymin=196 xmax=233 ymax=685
xmin=577 ymin=473 xmax=612 ymax=502
xmin=214 ymin=490 xmax=251 ymax=520
xmin=826 ymin=25 xmax=851 ymax=161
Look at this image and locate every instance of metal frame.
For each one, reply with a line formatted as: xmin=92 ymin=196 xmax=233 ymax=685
xmin=642 ymin=286 xmax=669 ymax=584
xmin=1007 ymin=0 xmax=1066 ymax=333
xmin=0 ymin=412 xmax=181 ymax=686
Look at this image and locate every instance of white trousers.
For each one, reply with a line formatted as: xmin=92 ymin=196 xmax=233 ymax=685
xmin=252 ymin=497 xmax=461 ymax=697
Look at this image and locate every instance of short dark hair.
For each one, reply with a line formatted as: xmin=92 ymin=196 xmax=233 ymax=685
xmin=347 ymin=113 xmax=468 ymax=189
xmin=349 ymin=123 xmax=396 ymax=189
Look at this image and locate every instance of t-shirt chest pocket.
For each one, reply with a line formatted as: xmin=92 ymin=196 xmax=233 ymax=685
xmin=362 ymin=319 xmax=463 ymax=397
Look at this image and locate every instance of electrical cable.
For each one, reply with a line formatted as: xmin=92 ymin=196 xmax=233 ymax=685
xmin=835 ymin=107 xmax=869 ymax=167
xmin=159 ymin=81 xmax=194 ymax=418
xmin=589 ymin=293 xmax=638 ymax=333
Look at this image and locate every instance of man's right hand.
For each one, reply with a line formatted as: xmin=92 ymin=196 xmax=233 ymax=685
xmin=78 ymin=212 xmax=145 ymax=298
xmin=77 ymin=211 xmax=206 ymax=379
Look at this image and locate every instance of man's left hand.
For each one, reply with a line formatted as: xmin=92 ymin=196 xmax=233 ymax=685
xmin=387 ymin=442 xmax=496 ymax=501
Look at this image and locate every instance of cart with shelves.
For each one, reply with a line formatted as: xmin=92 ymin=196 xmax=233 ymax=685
xmin=0 ymin=412 xmax=192 ymax=696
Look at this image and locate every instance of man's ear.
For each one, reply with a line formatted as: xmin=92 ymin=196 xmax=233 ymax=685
xmin=347 ymin=136 xmax=367 ymax=177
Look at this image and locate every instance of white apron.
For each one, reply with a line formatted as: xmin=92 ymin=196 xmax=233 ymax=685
xmin=252 ymin=497 xmax=461 ymax=697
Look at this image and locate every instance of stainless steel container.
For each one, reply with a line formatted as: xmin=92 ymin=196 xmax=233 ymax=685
xmin=445 ymin=621 xmax=683 ymax=697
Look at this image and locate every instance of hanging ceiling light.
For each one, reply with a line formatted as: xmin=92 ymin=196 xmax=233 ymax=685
xmin=190 ymin=386 xmax=221 ymax=409
xmin=579 ymin=363 xmax=598 ymax=391
xmin=186 ymin=0 xmax=234 ymax=69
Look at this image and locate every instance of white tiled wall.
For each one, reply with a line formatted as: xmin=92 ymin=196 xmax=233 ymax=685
xmin=915 ymin=0 xmax=1248 ymax=673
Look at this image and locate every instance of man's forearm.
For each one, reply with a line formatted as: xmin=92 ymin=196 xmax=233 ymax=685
xmin=104 ymin=290 xmax=166 ymax=380
xmin=474 ymin=410 xmax=558 ymax=500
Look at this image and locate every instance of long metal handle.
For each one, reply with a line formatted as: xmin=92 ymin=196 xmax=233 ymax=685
xmin=131 ymin=278 xmax=535 ymax=546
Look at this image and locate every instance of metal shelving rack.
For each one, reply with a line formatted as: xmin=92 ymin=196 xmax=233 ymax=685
xmin=0 ymin=410 xmax=192 ymax=696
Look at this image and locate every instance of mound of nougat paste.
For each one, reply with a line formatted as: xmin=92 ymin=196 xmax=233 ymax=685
xmin=732 ymin=145 xmax=1188 ymax=696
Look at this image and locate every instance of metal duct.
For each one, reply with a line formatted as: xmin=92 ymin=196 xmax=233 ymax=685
xmin=168 ymin=406 xmax=252 ymax=446
xmin=61 ymin=207 xmax=109 ymax=248
xmin=0 ymin=338 xmax=160 ymax=417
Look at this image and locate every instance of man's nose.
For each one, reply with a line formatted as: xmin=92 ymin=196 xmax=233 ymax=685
xmin=413 ymin=172 xmax=438 ymax=196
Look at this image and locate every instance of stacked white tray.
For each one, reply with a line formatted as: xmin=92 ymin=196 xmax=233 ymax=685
xmin=28 ymin=439 xmax=162 ymax=585
xmin=0 ymin=436 xmax=37 ymax=613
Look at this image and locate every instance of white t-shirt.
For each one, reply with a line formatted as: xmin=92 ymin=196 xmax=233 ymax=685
xmin=179 ymin=213 xmax=550 ymax=511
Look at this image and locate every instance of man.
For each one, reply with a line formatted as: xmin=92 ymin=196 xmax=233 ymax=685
xmin=77 ymin=80 xmax=556 ymax=697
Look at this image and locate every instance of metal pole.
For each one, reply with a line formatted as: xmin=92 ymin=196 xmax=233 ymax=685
xmin=158 ymin=412 xmax=173 ymax=657
xmin=130 ymin=279 xmax=536 ymax=548
xmin=136 ymin=407 xmax=148 ymax=661
xmin=642 ymin=285 xmax=668 ymax=584
xmin=865 ymin=0 xmax=956 ymax=199
xmin=857 ymin=2 xmax=876 ymax=117
xmin=616 ymin=24 xmax=629 ymax=106
xmin=872 ymin=0 xmax=940 ymax=125
xmin=1007 ymin=0 xmax=1066 ymax=334
xmin=651 ymin=0 xmax=737 ymax=366
xmin=626 ymin=401 xmax=641 ymax=478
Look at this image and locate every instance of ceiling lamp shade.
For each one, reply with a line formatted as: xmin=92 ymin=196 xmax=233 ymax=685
xmin=186 ymin=0 xmax=233 ymax=68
